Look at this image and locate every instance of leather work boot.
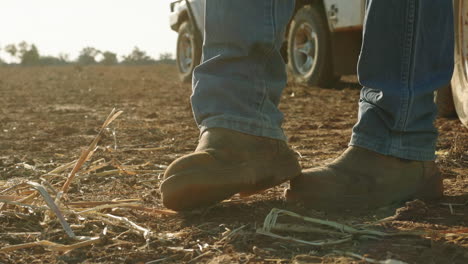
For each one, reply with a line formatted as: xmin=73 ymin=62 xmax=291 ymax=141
xmin=285 ymin=146 xmax=443 ymax=211
xmin=160 ymin=128 xmax=301 ymax=211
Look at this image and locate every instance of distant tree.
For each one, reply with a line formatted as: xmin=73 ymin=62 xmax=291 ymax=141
xmin=20 ymin=44 xmax=40 ymax=66
xmin=122 ymin=47 xmax=155 ymax=65
xmin=3 ymin=42 xmax=41 ymax=65
xmin=0 ymin=45 xmax=4 ymax=65
xmin=159 ymin=52 xmax=173 ymax=61
xmin=38 ymin=55 xmax=70 ymax=66
xmin=100 ymin=51 xmax=118 ymax=65
xmin=2 ymin=42 xmax=72 ymax=66
xmin=157 ymin=52 xmax=175 ymax=65
xmin=58 ymin=53 xmax=70 ymax=63
xmin=4 ymin=44 xmax=17 ymax=58
xmin=77 ymin=47 xmax=100 ymax=65
xmin=17 ymin=41 xmax=29 ymax=54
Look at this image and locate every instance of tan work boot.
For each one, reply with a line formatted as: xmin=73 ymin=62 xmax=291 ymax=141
xmin=161 ymin=128 xmax=301 ymax=211
xmin=285 ymin=146 xmax=443 ymax=211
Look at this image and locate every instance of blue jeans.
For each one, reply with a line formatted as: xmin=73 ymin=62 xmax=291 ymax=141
xmin=191 ymin=0 xmax=454 ymax=161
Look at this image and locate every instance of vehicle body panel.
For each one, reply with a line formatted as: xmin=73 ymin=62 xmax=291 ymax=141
xmin=323 ymin=0 xmax=365 ymax=31
xmin=170 ymin=0 xmax=205 ymax=35
xmin=170 ymin=0 xmax=365 ymax=34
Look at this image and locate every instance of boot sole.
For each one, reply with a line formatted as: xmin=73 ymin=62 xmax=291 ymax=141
xmin=285 ymin=170 xmax=443 ymax=211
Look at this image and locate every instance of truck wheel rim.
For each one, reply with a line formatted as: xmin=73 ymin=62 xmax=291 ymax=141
xmin=293 ymin=23 xmax=319 ymax=76
xmin=178 ymin=32 xmax=193 ymax=73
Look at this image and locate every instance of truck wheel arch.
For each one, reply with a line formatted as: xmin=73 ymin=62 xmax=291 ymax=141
xmin=175 ymin=11 xmax=189 ymax=32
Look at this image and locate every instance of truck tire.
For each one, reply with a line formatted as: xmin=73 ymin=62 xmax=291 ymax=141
xmin=176 ymin=21 xmax=202 ymax=83
xmin=435 ymin=85 xmax=456 ymax=117
xmin=287 ymin=5 xmax=338 ymax=87
xmin=451 ymin=0 xmax=468 ymax=127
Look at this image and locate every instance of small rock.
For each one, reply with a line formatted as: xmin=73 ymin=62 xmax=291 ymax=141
xmin=146 ymin=112 xmax=159 ymax=119
xmin=393 ymin=199 xmax=429 ymax=221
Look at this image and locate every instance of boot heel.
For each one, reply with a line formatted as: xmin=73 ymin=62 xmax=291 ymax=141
xmin=414 ymin=164 xmax=443 ymax=200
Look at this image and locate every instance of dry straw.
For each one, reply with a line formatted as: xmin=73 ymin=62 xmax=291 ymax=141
xmin=0 ymin=109 xmax=175 ymax=254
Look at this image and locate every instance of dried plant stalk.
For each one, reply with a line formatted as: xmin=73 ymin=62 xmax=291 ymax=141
xmin=61 ymin=108 xmax=123 ymax=194
xmin=0 ymin=182 xmax=28 ymax=194
xmin=0 ymin=199 xmax=46 ymax=211
xmin=0 ymin=195 xmax=24 ymax=201
xmin=271 ymin=223 xmax=345 ymax=236
xmin=27 ymin=181 xmax=76 ymax=239
xmin=333 ymin=250 xmax=408 ymax=264
xmin=95 ymin=213 xmax=152 ymax=239
xmin=124 ymin=205 xmax=177 ymax=216
xmin=65 ymin=199 xmax=141 ymax=207
xmin=46 ymin=160 xmax=78 ymax=175
xmin=257 ymin=229 xmax=352 ymax=246
xmin=0 ymin=232 xmax=41 ymax=237
xmin=257 ymin=208 xmax=424 ymax=247
xmin=0 ymin=237 xmax=101 ymax=253
xmin=77 ymin=202 xmax=142 ymax=214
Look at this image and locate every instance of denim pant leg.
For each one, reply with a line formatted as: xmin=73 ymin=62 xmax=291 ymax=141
xmin=191 ymin=0 xmax=295 ymax=141
xmin=350 ymin=0 xmax=454 ymax=161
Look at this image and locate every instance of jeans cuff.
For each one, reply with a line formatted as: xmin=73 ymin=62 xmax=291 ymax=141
xmin=199 ymin=115 xmax=287 ymax=141
xmin=350 ymin=133 xmax=436 ymax=161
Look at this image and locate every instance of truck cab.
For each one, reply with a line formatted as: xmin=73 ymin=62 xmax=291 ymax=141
xmin=169 ymin=0 xmax=365 ymax=86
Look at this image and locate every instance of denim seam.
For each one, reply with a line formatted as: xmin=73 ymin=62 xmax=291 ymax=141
xmin=397 ymin=1 xmax=410 ymax=130
xmin=400 ymin=0 xmax=417 ymax=131
xmin=257 ymin=0 xmax=277 ymax=127
xmin=394 ymin=0 xmax=417 ymax=152
xmin=402 ymin=0 xmax=421 ymax=152
xmin=256 ymin=1 xmax=267 ymax=121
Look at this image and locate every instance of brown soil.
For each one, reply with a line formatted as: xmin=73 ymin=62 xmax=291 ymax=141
xmin=0 ymin=65 xmax=467 ymax=264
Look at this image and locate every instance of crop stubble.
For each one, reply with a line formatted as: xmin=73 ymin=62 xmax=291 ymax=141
xmin=0 ymin=65 xmax=467 ymax=263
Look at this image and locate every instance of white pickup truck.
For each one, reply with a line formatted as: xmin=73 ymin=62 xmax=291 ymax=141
xmin=169 ymin=0 xmax=468 ymax=127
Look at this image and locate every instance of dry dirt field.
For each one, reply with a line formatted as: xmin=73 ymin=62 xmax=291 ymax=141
xmin=0 ymin=65 xmax=467 ymax=264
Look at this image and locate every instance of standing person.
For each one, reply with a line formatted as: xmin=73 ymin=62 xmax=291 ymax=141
xmin=160 ymin=0 xmax=454 ymax=212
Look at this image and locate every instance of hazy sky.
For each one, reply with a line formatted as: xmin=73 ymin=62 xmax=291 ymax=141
xmin=0 ymin=0 xmax=178 ymax=62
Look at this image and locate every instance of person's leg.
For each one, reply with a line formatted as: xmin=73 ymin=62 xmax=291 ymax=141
xmin=161 ymin=0 xmax=301 ymax=211
xmin=192 ymin=0 xmax=294 ymax=141
xmin=286 ymin=0 xmax=454 ymax=210
xmin=352 ymin=0 xmax=454 ymax=161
